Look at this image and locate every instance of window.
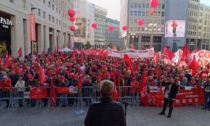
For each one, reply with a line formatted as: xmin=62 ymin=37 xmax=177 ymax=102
xmin=142 ymin=11 xmax=145 ymax=16
xmin=56 ymin=19 xmax=58 ymax=25
xmin=142 ymin=3 xmax=145 ymax=8
xmin=56 ymin=8 xmax=58 ymax=13
xmin=49 ymin=15 xmax=51 ymax=21
xmin=131 ymin=3 xmax=133 ymax=8
xmin=138 ymin=3 xmax=141 ymax=8
xmin=134 ymin=11 xmax=137 ymax=16
xmin=52 ymin=16 xmax=54 ymax=22
xmin=146 ymin=3 xmax=149 ymax=8
xmin=138 ymin=11 xmax=141 ymax=16
xmin=52 ymin=4 xmax=54 ymax=10
xmin=162 ymin=4 xmax=165 ymax=9
xmin=22 ymin=0 xmax=27 ymax=9
xmin=162 ymin=12 xmax=164 ymax=17
xmin=10 ymin=0 xmax=13 ymax=3
xmin=130 ymin=11 xmax=133 ymax=16
xmin=38 ymin=9 xmax=41 ymax=16
xmin=43 ymin=11 xmax=45 ymax=18
xmin=134 ymin=3 xmax=137 ymax=8
xmin=48 ymin=1 xmax=51 ymax=8
xmin=43 ymin=0 xmax=45 ymax=4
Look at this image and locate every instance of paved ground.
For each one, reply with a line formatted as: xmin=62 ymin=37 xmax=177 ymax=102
xmin=0 ymin=104 xmax=210 ymax=126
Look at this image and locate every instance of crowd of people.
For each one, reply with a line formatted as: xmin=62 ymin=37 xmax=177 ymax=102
xmin=0 ymin=51 xmax=209 ymax=109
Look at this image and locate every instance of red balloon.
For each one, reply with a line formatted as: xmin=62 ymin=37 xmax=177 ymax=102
xmin=122 ymin=25 xmax=127 ymax=31
xmin=109 ymin=26 xmax=114 ymax=31
xmin=70 ymin=17 xmax=75 ymax=22
xmin=91 ymin=23 xmax=97 ymax=29
xmin=150 ymin=0 xmax=159 ymax=8
xmin=70 ymin=26 xmax=75 ymax=31
xmin=68 ymin=9 xmax=75 ymax=17
xmin=137 ymin=19 xmax=144 ymax=26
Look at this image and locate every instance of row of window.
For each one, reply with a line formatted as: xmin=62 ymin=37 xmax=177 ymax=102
xmin=130 ymin=11 xmax=164 ymax=17
xmin=130 ymin=3 xmax=165 ymax=9
xmin=129 ymin=27 xmax=164 ymax=32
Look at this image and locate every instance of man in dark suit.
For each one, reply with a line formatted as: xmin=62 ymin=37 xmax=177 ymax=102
xmin=84 ymin=80 xmax=126 ymax=126
xmin=159 ymin=77 xmax=179 ymax=118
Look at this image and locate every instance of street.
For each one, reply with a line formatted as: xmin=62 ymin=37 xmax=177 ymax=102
xmin=0 ymin=105 xmax=210 ymax=126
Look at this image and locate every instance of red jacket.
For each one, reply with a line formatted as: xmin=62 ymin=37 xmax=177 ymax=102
xmin=0 ymin=78 xmax=12 ymax=92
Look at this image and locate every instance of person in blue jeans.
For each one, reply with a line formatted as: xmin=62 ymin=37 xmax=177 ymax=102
xmin=203 ymin=76 xmax=210 ymax=111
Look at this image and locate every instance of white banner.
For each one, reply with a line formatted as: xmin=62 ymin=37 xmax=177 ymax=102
xmin=107 ymin=48 xmax=154 ymax=58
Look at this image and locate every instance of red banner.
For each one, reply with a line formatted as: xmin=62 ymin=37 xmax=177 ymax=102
xmin=30 ymin=87 xmax=47 ymax=100
xmin=28 ymin=14 xmax=36 ymax=41
xmin=56 ymin=87 xmax=74 ymax=94
xmin=145 ymin=86 xmax=204 ymax=107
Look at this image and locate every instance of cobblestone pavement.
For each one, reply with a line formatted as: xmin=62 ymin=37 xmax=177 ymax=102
xmin=0 ymin=105 xmax=210 ymax=126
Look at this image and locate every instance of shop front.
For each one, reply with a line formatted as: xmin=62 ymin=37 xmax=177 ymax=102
xmin=0 ymin=12 xmax=12 ymax=55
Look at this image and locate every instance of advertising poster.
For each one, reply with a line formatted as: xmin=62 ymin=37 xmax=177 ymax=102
xmin=165 ymin=20 xmax=186 ymax=37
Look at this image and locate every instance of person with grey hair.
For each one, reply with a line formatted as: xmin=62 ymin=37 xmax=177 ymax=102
xmin=84 ymin=80 xmax=126 ymax=126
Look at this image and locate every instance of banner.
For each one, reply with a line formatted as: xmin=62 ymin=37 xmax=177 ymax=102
xmin=107 ymin=48 xmax=154 ymax=58
xmin=57 ymin=87 xmax=75 ymax=94
xmin=172 ymin=49 xmax=210 ymax=67
xmin=28 ymin=14 xmax=36 ymax=42
xmin=147 ymin=86 xmax=204 ymax=107
xmin=30 ymin=87 xmax=47 ymax=100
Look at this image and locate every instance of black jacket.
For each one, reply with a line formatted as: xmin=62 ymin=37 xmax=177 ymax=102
xmin=204 ymin=81 xmax=210 ymax=94
xmin=164 ymin=83 xmax=179 ymax=100
xmin=84 ymin=97 xmax=126 ymax=126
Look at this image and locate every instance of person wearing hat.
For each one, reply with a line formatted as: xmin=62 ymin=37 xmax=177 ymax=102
xmin=84 ymin=80 xmax=126 ymax=126
xmin=159 ymin=77 xmax=179 ymax=118
xmin=203 ymin=75 xmax=210 ymax=111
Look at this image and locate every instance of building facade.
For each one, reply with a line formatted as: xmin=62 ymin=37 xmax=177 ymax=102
xmin=197 ymin=3 xmax=210 ymax=50
xmin=94 ymin=5 xmax=107 ymax=48
xmin=0 ymin=0 xmax=74 ymax=57
xmin=120 ymin=0 xmax=165 ymax=51
xmin=105 ymin=18 xmax=121 ymax=49
xmin=74 ymin=0 xmax=95 ymax=48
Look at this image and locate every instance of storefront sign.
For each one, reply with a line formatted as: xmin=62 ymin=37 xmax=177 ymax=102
xmin=28 ymin=14 xmax=36 ymax=41
xmin=0 ymin=17 xmax=12 ymax=28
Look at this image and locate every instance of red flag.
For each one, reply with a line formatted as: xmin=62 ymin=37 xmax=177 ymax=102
xmin=39 ymin=65 xmax=46 ymax=85
xmin=42 ymin=51 xmax=46 ymax=58
xmin=180 ymin=45 xmax=192 ymax=65
xmin=140 ymin=69 xmax=148 ymax=106
xmin=162 ymin=46 xmax=175 ymax=60
xmin=189 ymin=56 xmax=198 ymax=75
xmin=124 ymin=54 xmax=134 ymax=66
xmin=50 ymin=78 xmax=56 ymax=107
xmin=78 ymin=76 xmax=83 ymax=89
xmin=18 ymin=47 xmax=22 ymax=58
xmin=154 ymin=52 xmax=159 ymax=63
xmin=13 ymin=62 xmax=19 ymax=74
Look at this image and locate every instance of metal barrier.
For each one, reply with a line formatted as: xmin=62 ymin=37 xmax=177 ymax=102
xmin=0 ymin=86 xmax=140 ymax=108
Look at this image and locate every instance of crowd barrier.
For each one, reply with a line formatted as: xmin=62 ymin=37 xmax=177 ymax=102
xmin=0 ymin=86 xmax=205 ymax=108
xmin=0 ymin=86 xmax=140 ymax=108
